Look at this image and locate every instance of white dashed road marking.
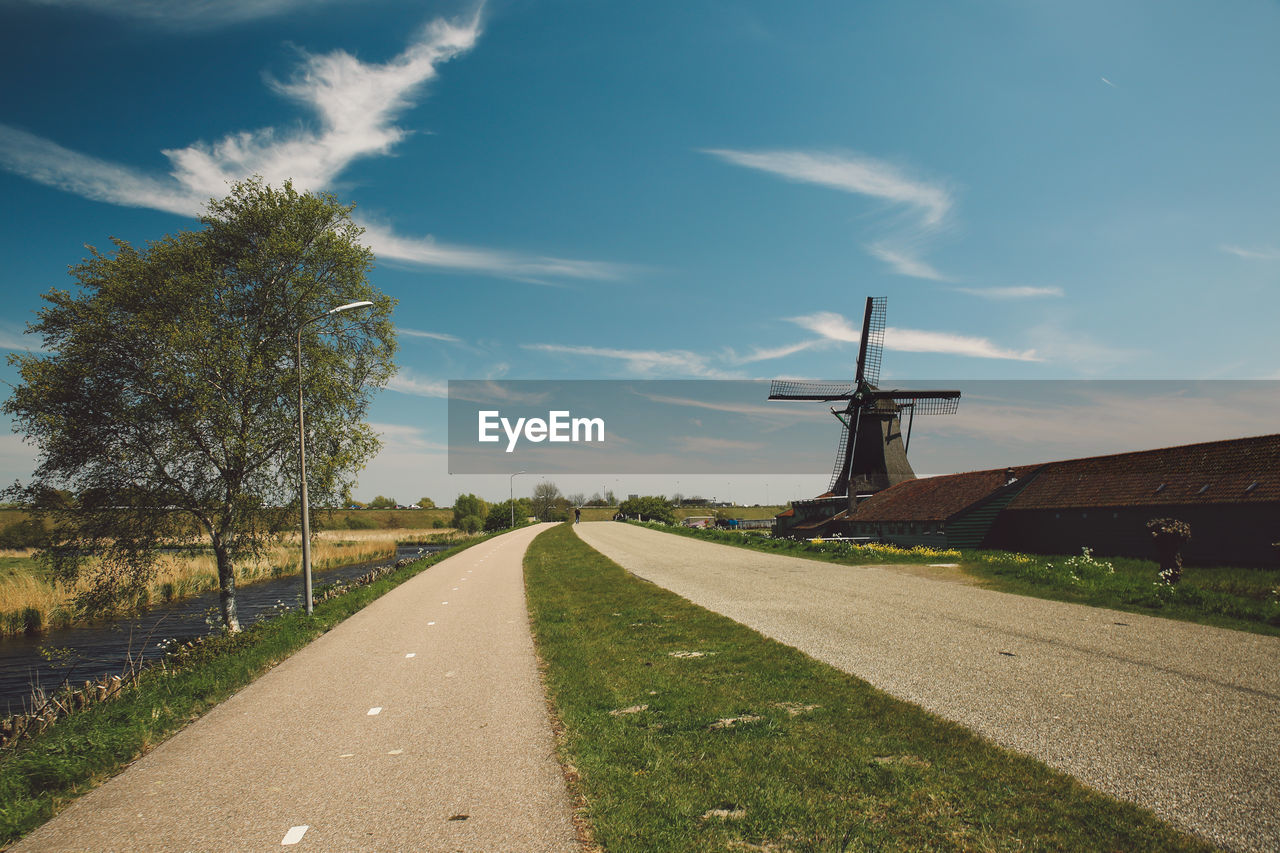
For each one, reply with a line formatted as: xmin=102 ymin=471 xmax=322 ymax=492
xmin=367 ymin=707 xmax=382 ymax=716
xmin=282 ymin=825 xmax=308 ymax=845
xmin=405 ymin=653 xmax=416 ymax=658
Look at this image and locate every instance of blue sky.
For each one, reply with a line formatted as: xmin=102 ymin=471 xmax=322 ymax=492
xmin=1 ymin=0 xmax=1277 ymax=504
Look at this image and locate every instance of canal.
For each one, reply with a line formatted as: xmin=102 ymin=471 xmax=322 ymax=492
xmin=0 ymin=544 xmax=448 ymax=714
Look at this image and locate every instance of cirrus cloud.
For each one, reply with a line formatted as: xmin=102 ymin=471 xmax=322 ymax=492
xmin=788 ymin=311 xmax=1039 ymax=362
xmin=0 ymin=12 xmax=621 ymax=283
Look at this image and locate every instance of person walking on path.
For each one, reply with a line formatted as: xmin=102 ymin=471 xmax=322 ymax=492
xmin=12 ymin=524 xmax=577 ymax=853
xmin=574 ymin=507 xmax=581 ymax=524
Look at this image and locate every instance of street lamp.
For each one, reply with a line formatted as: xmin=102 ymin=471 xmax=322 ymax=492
xmin=510 ymin=470 xmax=527 ymax=528
xmin=298 ymin=300 xmax=374 ymax=614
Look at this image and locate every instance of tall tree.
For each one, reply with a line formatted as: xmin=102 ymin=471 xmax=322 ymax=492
xmin=5 ymin=178 xmax=397 ymax=631
xmin=531 ymin=481 xmax=568 ymax=521
xmin=452 ymin=493 xmax=488 ymax=532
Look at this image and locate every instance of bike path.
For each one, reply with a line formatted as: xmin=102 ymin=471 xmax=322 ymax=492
xmin=14 ymin=523 xmax=577 ymax=853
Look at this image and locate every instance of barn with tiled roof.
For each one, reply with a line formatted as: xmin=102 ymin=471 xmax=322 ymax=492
xmin=832 ymin=434 xmax=1280 ymax=565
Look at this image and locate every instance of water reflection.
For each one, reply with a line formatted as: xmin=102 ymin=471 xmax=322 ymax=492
xmin=0 ymin=545 xmax=448 ymax=713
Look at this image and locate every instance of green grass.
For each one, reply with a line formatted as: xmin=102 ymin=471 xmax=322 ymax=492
xmin=0 ymin=533 xmax=491 ymax=847
xmin=525 ymin=524 xmax=1210 ymax=852
xmin=647 ymin=522 xmax=1280 ymax=637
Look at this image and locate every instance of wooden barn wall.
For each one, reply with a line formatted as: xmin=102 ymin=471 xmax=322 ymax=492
xmin=985 ymin=504 xmax=1280 ymax=566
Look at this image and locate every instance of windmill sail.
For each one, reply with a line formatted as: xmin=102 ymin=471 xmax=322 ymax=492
xmin=855 ymin=296 xmax=886 ymax=387
xmin=768 ymin=296 xmax=961 ymax=503
xmin=827 ymin=419 xmax=852 ymax=493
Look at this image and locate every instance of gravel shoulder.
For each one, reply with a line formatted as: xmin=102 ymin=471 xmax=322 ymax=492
xmin=12 ymin=524 xmax=577 ymax=853
xmin=575 ymin=522 xmax=1280 ymax=853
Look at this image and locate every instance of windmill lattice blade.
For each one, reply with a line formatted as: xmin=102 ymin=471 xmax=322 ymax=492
xmin=859 ymin=297 xmax=887 ymax=387
xmin=827 ymin=421 xmax=851 ymax=494
xmin=868 ymin=390 xmax=961 ymax=415
xmin=769 ymin=380 xmax=855 ymax=401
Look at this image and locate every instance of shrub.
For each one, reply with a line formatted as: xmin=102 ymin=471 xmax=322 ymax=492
xmin=20 ymin=606 xmax=42 ymax=634
xmin=618 ymin=496 xmax=675 ymax=525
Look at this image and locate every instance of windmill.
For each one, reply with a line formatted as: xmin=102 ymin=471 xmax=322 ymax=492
xmin=769 ymin=297 xmax=960 ymax=500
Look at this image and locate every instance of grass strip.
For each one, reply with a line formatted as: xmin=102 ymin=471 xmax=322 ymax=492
xmin=0 ymin=531 xmax=493 ymax=846
xmin=525 ymin=523 xmax=1210 ymax=852
xmin=647 ymin=523 xmax=1280 ymax=637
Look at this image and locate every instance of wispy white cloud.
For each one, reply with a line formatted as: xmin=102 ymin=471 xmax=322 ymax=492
xmin=1023 ymin=324 xmax=1138 ymax=374
xmin=166 ymin=16 xmax=481 ymax=196
xmin=867 ymin=243 xmax=948 ymax=281
xmin=0 ymin=14 xmax=620 ymax=283
xmin=385 ymin=368 xmax=448 ymax=398
xmin=722 ymin=339 xmax=824 ymax=364
xmin=785 ymin=312 xmax=861 ymax=344
xmin=953 ymin=285 xmax=1064 ymax=299
xmin=523 ymin=343 xmax=738 ymax=378
xmin=397 ymin=327 xmax=462 ymax=343
xmin=634 ymin=391 xmax=815 ymax=421
xmin=788 ymin=311 xmax=1039 ymax=362
xmin=17 ymin=0 xmax=351 ymax=29
xmin=1100 ymin=76 xmax=1117 ymax=88
xmin=362 ymin=223 xmax=622 ymax=282
xmin=703 ymin=147 xmax=954 ymax=281
xmin=703 ymin=148 xmax=951 ymax=226
xmin=1220 ymin=244 xmax=1280 ymax=261
xmin=368 ymin=421 xmax=448 ymax=452
xmin=673 ymin=436 xmax=765 ymax=454
xmin=884 ymin=327 xmax=1040 ymax=362
xmin=0 ymin=325 xmax=50 ymax=353
xmin=0 ymin=125 xmax=203 ymax=215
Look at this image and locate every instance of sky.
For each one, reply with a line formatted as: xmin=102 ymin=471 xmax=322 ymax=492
xmin=0 ymin=0 xmax=1277 ymax=505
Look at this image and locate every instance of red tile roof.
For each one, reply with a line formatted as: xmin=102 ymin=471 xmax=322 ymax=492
xmin=1008 ymin=433 xmax=1280 ymax=509
xmin=848 ymin=433 xmax=1280 ymax=521
xmin=849 ymin=465 xmax=1039 ymax=522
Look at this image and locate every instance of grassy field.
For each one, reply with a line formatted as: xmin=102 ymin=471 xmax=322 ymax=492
xmin=0 ymin=532 xmax=489 ymax=847
xmin=0 ymin=507 xmax=456 ymax=542
xmin=525 ymin=524 xmax=1208 ymax=852
xmin=641 ymin=523 xmax=1280 ymax=637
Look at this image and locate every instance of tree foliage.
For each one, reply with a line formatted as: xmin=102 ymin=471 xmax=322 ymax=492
xmin=530 ymin=480 xmax=571 ymax=521
xmin=452 ymin=493 xmax=488 ymax=532
xmin=368 ymin=495 xmax=398 ymax=509
xmin=618 ymin=495 xmax=676 ymax=524
xmin=416 ymin=496 xmax=435 ymax=509
xmin=485 ymin=498 xmax=533 ymax=531
xmin=4 ymin=178 xmax=397 ymax=630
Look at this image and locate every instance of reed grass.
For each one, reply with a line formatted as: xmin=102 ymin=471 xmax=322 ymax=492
xmin=0 ymin=538 xmax=401 ymax=636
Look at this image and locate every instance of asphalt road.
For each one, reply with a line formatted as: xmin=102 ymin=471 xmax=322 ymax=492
xmin=13 ymin=524 xmax=578 ymax=853
xmin=575 ymin=522 xmax=1280 ymax=852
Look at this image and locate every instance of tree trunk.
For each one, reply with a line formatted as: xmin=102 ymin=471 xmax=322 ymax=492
xmin=212 ymin=537 xmax=241 ymax=632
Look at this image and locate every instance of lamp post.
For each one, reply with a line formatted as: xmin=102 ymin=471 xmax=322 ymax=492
xmin=298 ymin=300 xmax=374 ymax=615
xmin=510 ymin=470 xmax=527 ymax=528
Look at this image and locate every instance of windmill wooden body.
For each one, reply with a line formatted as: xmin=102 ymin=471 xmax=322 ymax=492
xmin=770 ymin=297 xmax=961 ymax=507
